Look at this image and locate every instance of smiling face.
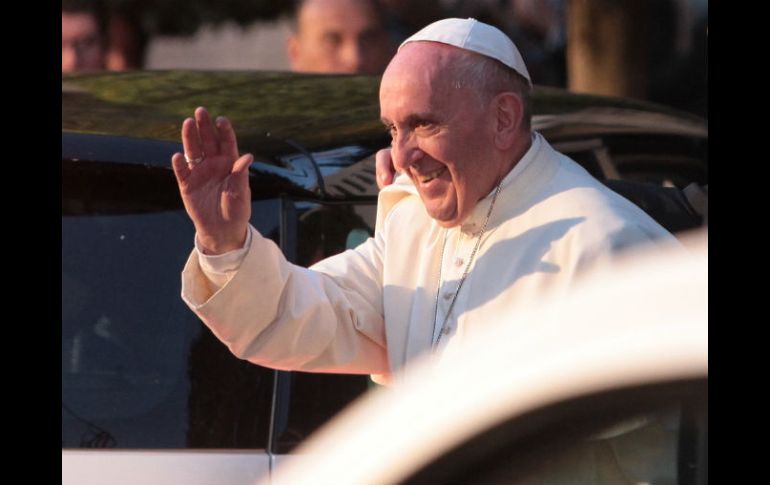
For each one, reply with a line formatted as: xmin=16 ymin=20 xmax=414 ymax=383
xmin=380 ymin=43 xmax=512 ymax=227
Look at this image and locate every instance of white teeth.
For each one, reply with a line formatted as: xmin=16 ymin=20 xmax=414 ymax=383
xmin=418 ymin=168 xmax=445 ymax=183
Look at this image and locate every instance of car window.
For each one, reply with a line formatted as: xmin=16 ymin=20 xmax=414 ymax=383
xmin=272 ymin=371 xmax=372 ymax=454
xmin=295 ymin=203 xmax=375 ymax=267
xmin=62 ymin=181 xmax=281 ymax=449
xmin=602 ymin=134 xmax=708 ymax=189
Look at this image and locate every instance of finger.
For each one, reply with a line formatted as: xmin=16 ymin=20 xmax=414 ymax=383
xmin=171 ymin=152 xmax=192 ymax=185
xmin=194 ymin=107 xmax=219 ymax=158
xmin=224 ymin=154 xmax=254 ymax=211
xmin=375 ymin=148 xmax=395 ymax=189
xmin=216 ymin=116 xmax=240 ymax=161
xmin=232 ymin=153 xmax=254 ymax=175
xmin=181 ymin=118 xmax=204 ymax=162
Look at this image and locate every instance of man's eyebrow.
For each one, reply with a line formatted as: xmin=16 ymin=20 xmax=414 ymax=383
xmin=380 ymin=113 xmax=435 ymax=127
xmin=405 ymin=113 xmax=436 ymax=125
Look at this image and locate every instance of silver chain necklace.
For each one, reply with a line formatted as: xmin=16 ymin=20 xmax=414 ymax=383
xmin=432 ymin=180 xmax=504 ymax=350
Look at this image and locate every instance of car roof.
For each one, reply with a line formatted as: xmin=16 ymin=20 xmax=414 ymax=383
xmin=270 ymin=230 xmax=708 ymax=485
xmin=62 ymin=71 xmax=706 ymax=154
xmin=62 ymin=71 xmax=707 ymax=202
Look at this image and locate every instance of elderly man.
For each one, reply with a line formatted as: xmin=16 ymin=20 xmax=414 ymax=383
xmin=287 ymin=0 xmax=393 ymax=74
xmin=172 ymin=18 xmax=676 ymax=384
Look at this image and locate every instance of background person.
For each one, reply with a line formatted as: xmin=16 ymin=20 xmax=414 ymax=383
xmin=62 ymin=0 xmax=107 ymax=72
xmin=63 ymin=0 xmax=147 ymax=72
xmin=287 ymin=0 xmax=394 ymax=74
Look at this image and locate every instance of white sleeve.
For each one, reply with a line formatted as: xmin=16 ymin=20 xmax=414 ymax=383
xmin=181 ymin=224 xmax=389 ymax=375
xmin=194 ymin=228 xmax=253 ymax=289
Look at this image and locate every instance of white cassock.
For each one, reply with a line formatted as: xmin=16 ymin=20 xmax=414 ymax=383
xmin=181 ymin=133 xmax=680 ymax=384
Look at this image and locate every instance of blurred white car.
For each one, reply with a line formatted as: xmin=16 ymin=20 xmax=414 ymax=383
xmin=270 ymin=232 xmax=708 ymax=485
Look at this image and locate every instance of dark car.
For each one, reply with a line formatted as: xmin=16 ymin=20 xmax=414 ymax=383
xmin=62 ymin=71 xmax=707 ymax=484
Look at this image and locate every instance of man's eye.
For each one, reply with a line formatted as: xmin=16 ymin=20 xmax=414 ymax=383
xmin=415 ymin=121 xmax=436 ymax=132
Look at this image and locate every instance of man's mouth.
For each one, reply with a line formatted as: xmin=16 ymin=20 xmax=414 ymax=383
xmin=417 ymin=167 xmax=446 ymax=184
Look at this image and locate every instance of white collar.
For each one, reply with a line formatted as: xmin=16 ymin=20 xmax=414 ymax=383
xmin=459 ymin=133 xmax=542 ymax=235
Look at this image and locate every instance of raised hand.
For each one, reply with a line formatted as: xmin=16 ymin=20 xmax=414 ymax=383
xmin=171 ymin=107 xmax=254 ymax=255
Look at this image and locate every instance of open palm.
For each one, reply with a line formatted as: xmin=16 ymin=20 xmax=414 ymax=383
xmin=171 ymin=107 xmax=254 ymax=254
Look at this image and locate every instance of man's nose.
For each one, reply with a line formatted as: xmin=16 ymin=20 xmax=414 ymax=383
xmin=391 ymin=132 xmax=424 ymax=172
xmin=338 ymin=40 xmax=365 ymax=73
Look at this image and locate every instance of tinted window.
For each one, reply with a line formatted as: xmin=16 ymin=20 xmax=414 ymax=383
xmin=273 ymin=372 xmax=372 ymax=454
xmin=604 ymin=135 xmax=708 ymax=188
xmin=62 ymin=165 xmax=281 ymax=449
xmin=295 ymin=203 xmax=375 ymax=267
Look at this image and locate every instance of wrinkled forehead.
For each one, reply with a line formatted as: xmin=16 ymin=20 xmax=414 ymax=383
xmin=379 ymin=42 xmax=478 ymax=117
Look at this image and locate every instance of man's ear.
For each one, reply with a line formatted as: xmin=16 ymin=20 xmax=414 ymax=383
xmin=493 ymin=92 xmax=524 ymax=150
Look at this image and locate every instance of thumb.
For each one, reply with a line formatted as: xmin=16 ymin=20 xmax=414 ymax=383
xmin=375 ymin=148 xmax=395 ymax=189
xmin=230 ymin=153 xmax=253 ymax=193
xmin=232 ymin=153 xmax=254 ymax=175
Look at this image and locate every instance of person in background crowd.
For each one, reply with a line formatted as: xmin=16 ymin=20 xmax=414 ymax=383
xmin=62 ymin=0 xmax=107 ymax=72
xmin=63 ymin=0 xmax=147 ymax=72
xmin=287 ymin=0 xmax=394 ymax=74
